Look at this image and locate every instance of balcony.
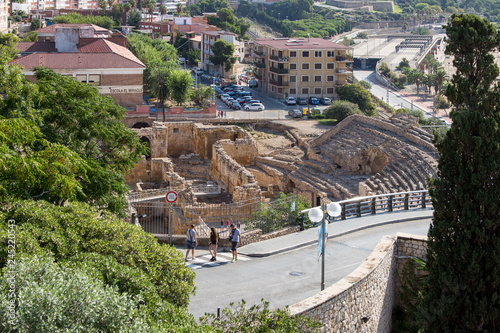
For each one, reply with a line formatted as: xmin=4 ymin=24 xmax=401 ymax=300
xmin=336 ymin=56 xmax=353 ymax=62
xmin=334 ymin=81 xmax=345 ymax=87
xmin=253 ymin=61 xmax=265 ymax=68
xmin=336 ymin=69 xmax=348 ymax=74
xmin=252 ymin=49 xmax=265 ymax=57
xmin=254 ymin=72 xmax=262 ymax=80
xmin=269 ymin=67 xmax=289 ymax=74
xmin=270 ymin=54 xmax=289 ymax=62
xmin=269 ymin=79 xmax=289 ymax=86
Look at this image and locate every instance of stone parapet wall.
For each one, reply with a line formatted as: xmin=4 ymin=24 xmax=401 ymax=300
xmin=289 ymin=233 xmax=428 ymax=332
xmin=220 ymin=137 xmax=259 ymax=166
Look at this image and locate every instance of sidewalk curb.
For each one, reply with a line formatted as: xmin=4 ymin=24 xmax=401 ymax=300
xmin=239 ymin=213 xmax=433 ymax=258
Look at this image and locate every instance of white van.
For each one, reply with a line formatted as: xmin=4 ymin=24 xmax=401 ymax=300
xmin=248 ymin=79 xmax=257 ymax=88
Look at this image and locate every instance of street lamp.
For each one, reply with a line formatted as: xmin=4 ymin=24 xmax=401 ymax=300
xmin=308 ymin=201 xmax=342 ymax=291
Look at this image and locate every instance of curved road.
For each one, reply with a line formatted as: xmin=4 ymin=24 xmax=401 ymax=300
xmin=188 ymin=218 xmax=431 ymax=319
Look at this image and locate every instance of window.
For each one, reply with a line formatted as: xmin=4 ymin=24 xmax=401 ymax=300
xmin=314 ymin=63 xmax=322 ymax=70
xmin=314 ymin=76 xmax=322 ymax=82
xmin=327 ymin=51 xmax=334 ymax=57
xmin=302 ymin=87 xmax=309 ymax=95
xmin=289 ymin=63 xmax=297 ymax=70
xmin=290 ymin=51 xmax=297 ymax=57
xmin=315 ymin=88 xmax=322 ymax=94
xmin=289 ymin=88 xmax=297 ymax=94
xmin=327 ymin=75 xmax=334 ymax=82
xmin=76 ymin=74 xmax=87 ymax=83
xmin=327 ymin=87 xmax=334 ymax=94
xmin=173 ymin=128 xmax=179 ymax=134
xmin=87 ymin=74 xmax=100 ymax=85
xmin=314 ymin=51 xmax=322 ymax=57
xmin=271 ymin=73 xmax=275 ymax=80
xmin=301 ymin=76 xmax=309 ymax=82
xmin=302 ymin=63 xmax=309 ymax=70
xmin=302 ymin=51 xmax=309 ymax=57
xmin=290 ymin=76 xmax=296 ymax=82
xmin=327 ymin=63 xmax=335 ymax=69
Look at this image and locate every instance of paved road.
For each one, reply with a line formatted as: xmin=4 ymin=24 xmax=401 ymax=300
xmin=188 ymin=218 xmax=431 ymax=320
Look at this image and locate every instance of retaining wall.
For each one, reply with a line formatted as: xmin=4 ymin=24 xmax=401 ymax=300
xmin=289 ymin=233 xmax=428 ymax=332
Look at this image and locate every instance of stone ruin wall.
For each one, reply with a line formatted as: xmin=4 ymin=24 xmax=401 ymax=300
xmin=289 ymin=233 xmax=429 ymax=332
xmin=209 ymin=139 xmax=262 ymax=203
xmin=193 ymin=125 xmax=248 ymax=160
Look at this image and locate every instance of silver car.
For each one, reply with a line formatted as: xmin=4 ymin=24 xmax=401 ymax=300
xmin=244 ymin=102 xmax=265 ymax=111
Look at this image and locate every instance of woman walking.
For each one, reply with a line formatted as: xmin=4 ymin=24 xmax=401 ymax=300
xmin=185 ymin=224 xmax=197 ymax=262
xmin=209 ymin=227 xmax=219 ymax=261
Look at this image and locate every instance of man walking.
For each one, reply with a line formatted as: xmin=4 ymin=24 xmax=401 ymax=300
xmin=230 ymin=223 xmax=241 ymax=263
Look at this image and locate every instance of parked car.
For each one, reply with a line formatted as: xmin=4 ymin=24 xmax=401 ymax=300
xmin=239 ymin=98 xmax=254 ymax=105
xmin=297 ymin=97 xmax=308 ymax=105
xmin=244 ymin=102 xmax=265 ymax=111
xmin=288 ymin=109 xmax=303 ymax=118
xmin=248 ymin=79 xmax=258 ymax=88
xmin=220 ymin=94 xmax=230 ymax=102
xmin=309 ymin=97 xmax=319 ymax=105
xmin=196 ymin=69 xmax=204 ymax=76
xmin=225 ymin=97 xmax=235 ymax=106
xmin=319 ymin=97 xmax=331 ymax=105
xmin=311 ymin=107 xmax=321 ymax=115
xmin=286 ymin=97 xmax=297 ymax=105
xmin=243 ymin=99 xmax=261 ymax=105
xmin=231 ymin=100 xmax=241 ymax=109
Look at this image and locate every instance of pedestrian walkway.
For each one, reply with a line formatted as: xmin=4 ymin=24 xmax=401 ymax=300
xmin=184 ymin=253 xmax=251 ymax=270
xmin=174 ymin=208 xmax=433 ymax=261
xmin=238 ymin=208 xmax=433 ymax=257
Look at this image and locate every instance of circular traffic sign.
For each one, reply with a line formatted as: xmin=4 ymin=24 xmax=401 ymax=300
xmin=166 ymin=191 xmax=178 ymax=203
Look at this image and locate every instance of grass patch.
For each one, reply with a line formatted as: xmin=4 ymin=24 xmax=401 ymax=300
xmin=393 ymin=5 xmax=403 ymax=13
xmin=317 ymin=119 xmax=337 ymax=126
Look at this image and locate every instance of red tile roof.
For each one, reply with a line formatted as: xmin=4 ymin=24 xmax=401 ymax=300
xmin=254 ymin=37 xmax=352 ymax=50
xmin=12 ymin=39 xmax=145 ymax=70
xmin=16 ymin=42 xmax=57 ymax=53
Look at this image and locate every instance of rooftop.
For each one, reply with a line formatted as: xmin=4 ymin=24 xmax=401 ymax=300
xmin=254 ymin=37 xmax=352 ymax=50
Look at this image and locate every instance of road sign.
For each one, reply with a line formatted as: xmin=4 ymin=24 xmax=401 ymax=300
xmin=166 ymin=191 xmax=178 ymax=203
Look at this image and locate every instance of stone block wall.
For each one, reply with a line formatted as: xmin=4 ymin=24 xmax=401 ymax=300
xmin=288 ymin=234 xmax=429 ymax=332
xmin=210 ymin=140 xmax=261 ymax=202
xmin=220 ymin=138 xmax=259 ymax=166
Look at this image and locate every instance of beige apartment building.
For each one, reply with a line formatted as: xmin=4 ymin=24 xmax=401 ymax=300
xmin=252 ymin=38 xmax=353 ymax=99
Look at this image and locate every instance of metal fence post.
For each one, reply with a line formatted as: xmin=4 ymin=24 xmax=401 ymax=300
xmin=389 ymin=195 xmax=393 ymax=212
xmin=421 ymin=192 xmax=426 ymax=208
xmin=371 ymin=197 xmax=376 ymax=215
xmin=357 ymin=201 xmax=361 ymax=217
xmin=404 ymin=193 xmax=409 ymax=210
xmin=341 ymin=203 xmax=346 ymax=220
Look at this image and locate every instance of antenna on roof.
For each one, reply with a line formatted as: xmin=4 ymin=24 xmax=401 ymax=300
xmin=307 ymin=33 xmax=310 ymax=42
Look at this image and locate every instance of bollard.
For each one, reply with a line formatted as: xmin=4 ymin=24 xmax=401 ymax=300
xmin=217 ymin=306 xmax=221 ymax=320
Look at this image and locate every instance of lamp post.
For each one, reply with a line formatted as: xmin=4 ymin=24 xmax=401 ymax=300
xmin=308 ymin=202 xmax=342 ymax=291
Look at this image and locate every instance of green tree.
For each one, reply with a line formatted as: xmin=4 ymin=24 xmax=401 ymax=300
xmin=359 ymin=80 xmax=372 ymax=90
xmin=209 ymin=39 xmax=236 ymax=76
xmin=168 ymin=69 xmax=192 ymax=105
xmin=191 ymin=83 xmax=213 ymax=107
xmin=21 ymin=31 xmax=38 ymax=42
xmin=127 ymin=8 xmax=141 ymax=26
xmin=0 ymin=33 xmax=20 ymax=62
xmin=244 ymin=193 xmax=311 ymax=233
xmin=336 ymin=83 xmax=377 ymax=116
xmin=200 ymin=300 xmax=320 ymax=332
xmin=0 ymin=66 xmax=146 ymax=214
xmin=323 ymin=100 xmax=363 ymax=123
xmin=422 ymin=14 xmax=500 ymax=331
xmin=396 ymin=57 xmax=410 ymax=71
xmin=30 ymin=17 xmax=42 ymax=31
xmin=186 ymin=48 xmax=201 ymax=67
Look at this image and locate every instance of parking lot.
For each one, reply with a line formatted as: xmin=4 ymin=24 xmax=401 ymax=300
xmin=214 ymin=83 xmax=330 ymax=120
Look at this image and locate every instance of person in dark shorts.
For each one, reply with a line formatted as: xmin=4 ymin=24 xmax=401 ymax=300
xmin=209 ymin=227 xmax=219 ymax=261
xmin=185 ymin=224 xmax=197 ymax=262
xmin=230 ymin=223 xmax=241 ymax=263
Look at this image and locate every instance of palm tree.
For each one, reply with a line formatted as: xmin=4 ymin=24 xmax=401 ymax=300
xmin=435 ymin=70 xmax=447 ymax=94
xmin=176 ymin=3 xmax=183 ymax=15
xmin=107 ymin=0 xmax=115 ymax=9
xmin=159 ymin=4 xmax=166 ymax=16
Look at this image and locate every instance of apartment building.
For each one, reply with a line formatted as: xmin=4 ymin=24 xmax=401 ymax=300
xmin=201 ymin=30 xmax=242 ymax=78
xmin=0 ymin=0 xmax=8 ymax=31
xmin=253 ymin=38 xmax=353 ymax=99
xmin=26 ymin=0 xmax=100 ymax=10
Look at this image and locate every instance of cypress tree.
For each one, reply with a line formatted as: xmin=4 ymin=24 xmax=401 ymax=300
xmin=421 ymin=14 xmax=500 ymax=331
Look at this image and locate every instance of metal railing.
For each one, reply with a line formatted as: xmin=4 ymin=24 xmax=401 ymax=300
xmin=301 ymin=190 xmax=432 ymax=221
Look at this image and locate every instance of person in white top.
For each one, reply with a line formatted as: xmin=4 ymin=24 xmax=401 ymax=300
xmin=230 ymin=223 xmax=241 ymax=263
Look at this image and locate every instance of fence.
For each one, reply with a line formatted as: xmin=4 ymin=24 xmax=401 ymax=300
xmin=301 ymin=190 xmax=432 ymax=221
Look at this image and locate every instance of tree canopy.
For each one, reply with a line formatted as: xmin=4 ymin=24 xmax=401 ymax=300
xmin=422 ymin=14 xmax=500 ymax=331
xmin=209 ymin=39 xmax=236 ymax=74
xmin=336 ymin=84 xmax=377 ymax=116
xmin=0 ymin=65 xmax=146 ymax=214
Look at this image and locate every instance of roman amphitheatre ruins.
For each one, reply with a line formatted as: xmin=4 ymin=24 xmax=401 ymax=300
xmin=124 ymin=114 xmax=438 ymax=239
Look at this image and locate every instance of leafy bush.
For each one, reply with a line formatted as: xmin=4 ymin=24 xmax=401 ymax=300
xmin=200 ymin=300 xmax=321 ymax=333
xmin=324 ymin=100 xmax=363 ymax=123
xmin=0 ymin=200 xmax=195 ymax=308
xmin=0 ymin=255 xmax=152 ymax=332
xmin=359 ymin=80 xmax=372 ymax=90
xmin=336 ymin=84 xmax=377 ymax=116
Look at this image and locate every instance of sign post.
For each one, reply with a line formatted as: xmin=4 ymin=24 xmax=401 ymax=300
xmin=166 ymin=191 xmax=178 ymax=245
